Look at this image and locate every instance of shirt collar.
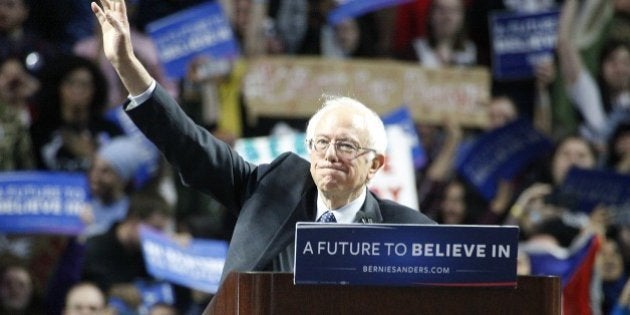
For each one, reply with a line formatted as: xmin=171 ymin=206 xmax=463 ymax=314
xmin=316 ymin=187 xmax=367 ymax=223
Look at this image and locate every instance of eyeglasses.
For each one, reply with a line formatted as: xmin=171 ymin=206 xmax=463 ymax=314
xmin=308 ymin=137 xmax=376 ymax=159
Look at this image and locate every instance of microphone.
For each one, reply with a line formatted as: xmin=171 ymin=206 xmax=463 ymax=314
xmin=358 ymin=213 xmax=373 ymax=224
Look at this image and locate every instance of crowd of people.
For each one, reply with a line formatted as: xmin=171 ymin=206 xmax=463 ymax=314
xmin=0 ymin=0 xmax=628 ymax=314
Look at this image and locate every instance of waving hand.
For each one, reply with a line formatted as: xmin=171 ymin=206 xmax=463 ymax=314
xmin=91 ymin=0 xmax=153 ymax=95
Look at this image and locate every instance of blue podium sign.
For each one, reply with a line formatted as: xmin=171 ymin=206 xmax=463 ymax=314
xmin=294 ymin=223 xmax=518 ymax=287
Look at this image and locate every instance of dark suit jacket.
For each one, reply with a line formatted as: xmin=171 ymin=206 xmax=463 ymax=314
xmin=125 ymin=84 xmax=436 ymax=280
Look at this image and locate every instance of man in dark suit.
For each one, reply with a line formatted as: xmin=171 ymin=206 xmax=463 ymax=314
xmin=91 ymin=0 xmax=435 ymax=282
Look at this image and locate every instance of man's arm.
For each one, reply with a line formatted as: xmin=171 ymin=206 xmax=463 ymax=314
xmin=91 ymin=0 xmax=153 ymax=96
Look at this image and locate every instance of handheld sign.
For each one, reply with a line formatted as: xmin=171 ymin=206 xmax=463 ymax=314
xmin=140 ymin=225 xmax=228 ymax=293
xmin=327 ymin=0 xmax=414 ymax=26
xmin=456 ymin=118 xmax=553 ymax=200
xmin=490 ymin=9 xmax=560 ymax=80
xmin=243 ymin=57 xmax=490 ymax=128
xmin=381 ymin=106 xmax=427 ymax=170
xmin=294 ymin=223 xmax=518 ymax=287
xmin=557 ymin=167 xmax=630 ymax=213
xmin=368 ymin=125 xmax=419 ymax=210
xmin=146 ymin=1 xmax=240 ymax=79
xmin=0 ymin=172 xmax=88 ymax=235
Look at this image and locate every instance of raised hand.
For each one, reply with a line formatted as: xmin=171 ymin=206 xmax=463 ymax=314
xmin=90 ymin=0 xmax=153 ymax=96
xmin=91 ymin=0 xmax=133 ymax=66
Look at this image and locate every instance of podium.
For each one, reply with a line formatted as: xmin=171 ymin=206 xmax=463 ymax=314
xmin=204 ymin=272 xmax=561 ymax=315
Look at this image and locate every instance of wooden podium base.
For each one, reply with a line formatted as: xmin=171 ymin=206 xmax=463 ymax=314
xmin=204 ymin=272 xmax=560 ymax=315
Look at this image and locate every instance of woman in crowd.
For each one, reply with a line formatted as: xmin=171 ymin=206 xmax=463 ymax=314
xmin=30 ymin=54 xmax=122 ymax=172
xmin=396 ymin=0 xmax=476 ymax=67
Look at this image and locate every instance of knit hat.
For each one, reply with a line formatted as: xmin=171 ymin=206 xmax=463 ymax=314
xmin=96 ymin=136 xmax=156 ymax=183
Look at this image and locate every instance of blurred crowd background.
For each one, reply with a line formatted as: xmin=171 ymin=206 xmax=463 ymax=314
xmin=0 ymin=0 xmax=628 ymax=314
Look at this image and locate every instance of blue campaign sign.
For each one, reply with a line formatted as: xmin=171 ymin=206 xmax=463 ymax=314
xmin=294 ymin=223 xmax=518 ymax=287
xmin=557 ymin=167 xmax=630 ymax=213
xmin=382 ymin=106 xmax=427 ymax=170
xmin=456 ymin=119 xmax=553 ymax=200
xmin=134 ymin=279 xmax=174 ymax=314
xmin=140 ymin=225 xmax=228 ymax=294
xmin=490 ymin=9 xmax=559 ymax=80
xmin=328 ymin=0 xmax=413 ymax=26
xmin=146 ymin=1 xmax=240 ymax=79
xmin=0 ymin=172 xmax=88 ymax=235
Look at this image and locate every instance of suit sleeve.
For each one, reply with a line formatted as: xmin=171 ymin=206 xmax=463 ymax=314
xmin=124 ymin=84 xmax=256 ymax=212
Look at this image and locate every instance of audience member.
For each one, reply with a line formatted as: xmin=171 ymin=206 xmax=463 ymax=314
xmin=558 ymin=0 xmax=630 ymax=148
xmin=599 ymin=229 xmax=629 ymax=315
xmin=427 ymin=178 xmax=477 ymax=224
xmin=62 ymin=281 xmax=107 ymax=315
xmin=30 ymin=54 xmax=122 ymax=172
xmin=613 ymin=276 xmax=630 ymax=315
xmin=0 ymin=0 xmax=58 ymax=73
xmin=26 ymin=0 xmax=94 ymax=53
xmin=467 ymin=0 xmax=561 ymax=121
xmin=506 ymin=135 xmax=598 ymax=237
xmin=81 ymin=191 xmax=173 ymax=293
xmin=605 ymin=122 xmax=630 ymax=173
xmin=83 ymin=136 xmax=157 ymax=238
xmin=0 ymin=262 xmax=43 ymax=315
xmin=298 ymin=2 xmax=380 ymax=58
xmin=0 ymin=55 xmax=38 ymax=170
xmin=390 ymin=0 xmax=431 ymax=57
xmin=267 ymin=0 xmax=309 ymax=54
xmin=419 ymin=95 xmax=550 ymax=224
xmin=149 ymin=302 xmax=179 ymax=315
xmin=396 ymin=0 xmax=476 ymax=67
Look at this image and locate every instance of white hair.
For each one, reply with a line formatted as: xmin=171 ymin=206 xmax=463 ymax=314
xmin=305 ymin=96 xmax=387 ymax=155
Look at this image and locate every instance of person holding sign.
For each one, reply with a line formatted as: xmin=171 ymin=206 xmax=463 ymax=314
xmin=558 ymin=0 xmax=630 ymax=148
xmin=90 ymin=0 xmax=434 ymax=285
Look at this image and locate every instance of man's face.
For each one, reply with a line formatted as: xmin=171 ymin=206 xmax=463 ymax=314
xmin=63 ymin=284 xmax=105 ymax=315
xmin=60 ymin=68 xmax=95 ymax=126
xmin=430 ymin=0 xmax=464 ymax=39
xmin=0 ymin=266 xmax=32 ymax=311
xmin=309 ymin=108 xmax=381 ymax=200
xmin=440 ymin=181 xmax=466 ymax=224
xmin=551 ymin=137 xmax=595 ymax=184
xmin=602 ymin=46 xmax=630 ymax=93
xmin=0 ymin=0 xmax=27 ymax=33
xmin=88 ymin=156 xmax=125 ymax=200
xmin=487 ymin=97 xmax=517 ymax=131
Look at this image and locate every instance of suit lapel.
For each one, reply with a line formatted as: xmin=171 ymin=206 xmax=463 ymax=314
xmin=224 ymin=154 xmax=315 ymax=276
xmin=251 ymin=177 xmax=316 ymax=270
xmin=354 ymin=191 xmax=384 ymax=223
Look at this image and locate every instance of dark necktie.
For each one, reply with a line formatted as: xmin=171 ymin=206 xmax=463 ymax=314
xmin=317 ymin=211 xmax=337 ymax=223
